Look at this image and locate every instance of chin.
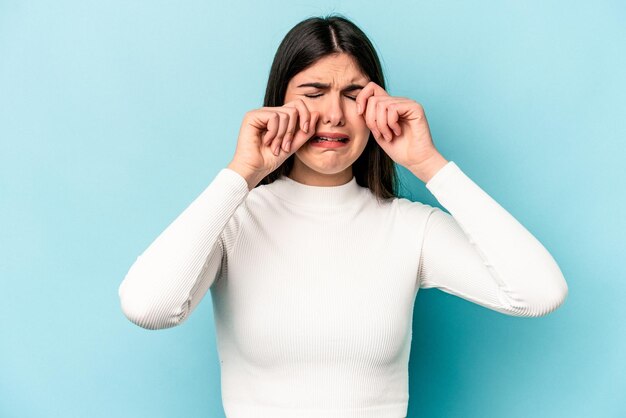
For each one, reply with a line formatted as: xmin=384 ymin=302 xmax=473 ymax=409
xmin=293 ymin=155 xmax=349 ymax=175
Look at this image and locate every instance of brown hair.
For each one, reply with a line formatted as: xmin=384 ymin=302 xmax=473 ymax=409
xmin=255 ymin=14 xmax=399 ymax=203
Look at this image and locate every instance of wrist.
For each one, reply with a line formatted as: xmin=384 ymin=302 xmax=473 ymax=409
xmin=409 ymin=152 xmax=449 ymax=184
xmin=227 ymin=161 xmax=267 ymax=191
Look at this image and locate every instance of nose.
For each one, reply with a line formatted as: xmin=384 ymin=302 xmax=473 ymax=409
xmin=319 ymin=93 xmax=345 ymax=127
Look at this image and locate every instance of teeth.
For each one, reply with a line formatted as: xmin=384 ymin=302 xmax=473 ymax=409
xmin=315 ymin=136 xmax=346 ymax=142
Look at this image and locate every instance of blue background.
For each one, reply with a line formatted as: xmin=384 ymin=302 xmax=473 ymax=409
xmin=1 ymin=1 xmax=624 ymax=417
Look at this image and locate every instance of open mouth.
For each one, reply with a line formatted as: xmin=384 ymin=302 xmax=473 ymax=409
xmin=309 ymin=136 xmax=350 ymax=144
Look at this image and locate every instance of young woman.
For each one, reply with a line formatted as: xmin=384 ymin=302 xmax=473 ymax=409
xmin=118 ymin=14 xmax=568 ymax=418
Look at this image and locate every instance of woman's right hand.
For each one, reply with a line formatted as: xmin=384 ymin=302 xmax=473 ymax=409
xmin=228 ymin=99 xmax=320 ymax=187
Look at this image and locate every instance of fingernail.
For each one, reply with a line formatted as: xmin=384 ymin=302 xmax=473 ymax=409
xmin=285 ymin=141 xmax=291 ymax=153
xmin=303 ymin=121 xmax=309 ymax=133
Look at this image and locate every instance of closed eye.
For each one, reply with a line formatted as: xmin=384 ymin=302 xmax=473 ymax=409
xmin=304 ymin=94 xmax=358 ymax=101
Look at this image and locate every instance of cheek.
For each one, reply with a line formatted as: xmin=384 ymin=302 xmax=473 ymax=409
xmin=348 ymin=115 xmax=369 ymax=135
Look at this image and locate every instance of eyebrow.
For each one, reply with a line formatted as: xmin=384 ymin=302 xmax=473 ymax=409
xmin=296 ymin=82 xmax=365 ymax=92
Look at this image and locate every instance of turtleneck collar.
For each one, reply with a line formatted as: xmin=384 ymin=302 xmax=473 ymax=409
xmin=267 ymin=174 xmax=364 ymax=208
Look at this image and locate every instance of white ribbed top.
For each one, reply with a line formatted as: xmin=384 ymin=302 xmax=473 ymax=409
xmin=118 ymin=161 xmax=568 ymax=418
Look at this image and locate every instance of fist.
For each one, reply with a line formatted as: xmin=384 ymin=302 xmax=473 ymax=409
xmin=231 ymin=99 xmax=320 ymax=179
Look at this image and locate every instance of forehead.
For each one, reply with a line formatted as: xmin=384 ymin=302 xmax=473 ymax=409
xmin=290 ymin=53 xmax=368 ymax=84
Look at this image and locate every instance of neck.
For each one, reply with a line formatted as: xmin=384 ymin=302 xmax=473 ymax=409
xmin=287 ymin=158 xmax=353 ymax=187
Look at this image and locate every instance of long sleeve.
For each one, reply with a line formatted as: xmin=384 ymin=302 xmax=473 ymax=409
xmin=118 ymin=168 xmax=249 ymax=330
xmin=418 ymin=161 xmax=568 ymax=317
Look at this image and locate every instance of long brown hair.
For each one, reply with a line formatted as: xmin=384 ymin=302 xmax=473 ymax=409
xmin=256 ymin=14 xmax=399 ymax=203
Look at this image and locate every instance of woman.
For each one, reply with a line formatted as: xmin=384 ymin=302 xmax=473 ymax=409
xmin=118 ymin=14 xmax=568 ymax=418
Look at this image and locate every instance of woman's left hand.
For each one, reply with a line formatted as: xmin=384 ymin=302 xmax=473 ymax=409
xmin=356 ymin=81 xmax=443 ymax=174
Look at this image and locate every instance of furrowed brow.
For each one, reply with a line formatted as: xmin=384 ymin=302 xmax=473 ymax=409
xmin=297 ymin=82 xmax=365 ymax=92
xmin=296 ymin=82 xmax=329 ymax=89
xmin=342 ymin=83 xmax=365 ymax=93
